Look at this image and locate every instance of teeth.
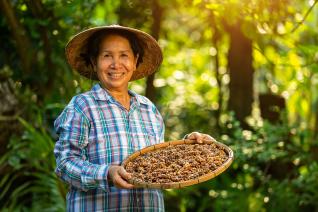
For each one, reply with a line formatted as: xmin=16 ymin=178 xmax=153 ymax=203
xmin=109 ymin=73 xmax=124 ymax=78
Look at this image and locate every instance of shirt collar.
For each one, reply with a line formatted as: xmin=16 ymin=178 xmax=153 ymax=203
xmin=128 ymin=90 xmax=149 ymax=105
xmin=91 ymin=83 xmax=148 ymax=105
xmin=91 ymin=83 xmax=113 ymax=102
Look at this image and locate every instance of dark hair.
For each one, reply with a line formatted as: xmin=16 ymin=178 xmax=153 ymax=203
xmin=85 ymin=29 xmax=144 ymax=67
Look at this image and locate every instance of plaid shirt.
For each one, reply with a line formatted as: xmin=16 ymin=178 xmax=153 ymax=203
xmin=54 ymin=83 xmax=165 ymax=212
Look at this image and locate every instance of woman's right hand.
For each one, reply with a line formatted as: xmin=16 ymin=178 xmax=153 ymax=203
xmin=108 ymin=165 xmax=134 ymax=189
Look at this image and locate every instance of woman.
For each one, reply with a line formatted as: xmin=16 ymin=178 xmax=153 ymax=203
xmin=54 ymin=25 xmax=214 ymax=211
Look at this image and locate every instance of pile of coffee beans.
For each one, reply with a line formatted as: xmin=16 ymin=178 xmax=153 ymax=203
xmin=124 ymin=143 xmax=229 ymax=184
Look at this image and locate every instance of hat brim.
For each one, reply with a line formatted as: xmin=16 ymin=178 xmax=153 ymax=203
xmin=65 ymin=25 xmax=163 ymax=81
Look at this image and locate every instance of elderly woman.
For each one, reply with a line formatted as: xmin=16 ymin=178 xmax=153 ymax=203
xmin=54 ymin=25 xmax=214 ymax=211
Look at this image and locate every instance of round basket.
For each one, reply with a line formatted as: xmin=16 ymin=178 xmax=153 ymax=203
xmin=121 ymin=139 xmax=234 ymax=189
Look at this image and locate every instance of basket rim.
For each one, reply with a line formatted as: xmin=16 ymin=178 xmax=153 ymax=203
xmin=121 ymin=139 xmax=234 ymax=189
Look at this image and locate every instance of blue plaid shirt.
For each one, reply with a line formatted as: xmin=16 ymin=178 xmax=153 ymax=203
xmin=54 ymin=83 xmax=165 ymax=211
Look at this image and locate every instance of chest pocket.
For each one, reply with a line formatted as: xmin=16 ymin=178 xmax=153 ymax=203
xmin=144 ymin=120 xmax=161 ymax=146
xmin=121 ymin=108 xmax=158 ymax=152
xmin=136 ymin=109 xmax=161 ymax=147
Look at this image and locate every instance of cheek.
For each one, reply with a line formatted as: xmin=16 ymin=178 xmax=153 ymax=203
xmin=123 ymin=59 xmax=137 ymax=70
xmin=97 ymin=57 xmax=110 ymax=66
xmin=96 ymin=59 xmax=111 ymax=72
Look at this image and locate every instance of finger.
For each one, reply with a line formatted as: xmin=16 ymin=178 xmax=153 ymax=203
xmin=203 ymin=134 xmax=216 ymax=142
xmin=118 ymin=167 xmax=132 ymax=180
xmin=113 ymin=175 xmax=134 ymax=189
xmin=187 ymin=132 xmax=200 ymax=140
xmin=202 ymin=135 xmax=210 ymax=143
xmin=196 ymin=137 xmax=203 ymax=143
xmin=188 ymin=132 xmax=203 ymax=143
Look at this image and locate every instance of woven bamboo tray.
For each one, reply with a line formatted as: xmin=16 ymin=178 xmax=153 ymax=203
xmin=121 ymin=139 xmax=234 ymax=189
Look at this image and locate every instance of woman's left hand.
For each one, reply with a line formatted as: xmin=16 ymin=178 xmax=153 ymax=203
xmin=185 ymin=132 xmax=216 ymax=143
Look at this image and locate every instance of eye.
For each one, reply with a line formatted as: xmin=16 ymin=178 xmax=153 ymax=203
xmin=104 ymin=54 xmax=110 ymax=57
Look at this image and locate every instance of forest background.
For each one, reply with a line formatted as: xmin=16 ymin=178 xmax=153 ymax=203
xmin=0 ymin=0 xmax=318 ymax=211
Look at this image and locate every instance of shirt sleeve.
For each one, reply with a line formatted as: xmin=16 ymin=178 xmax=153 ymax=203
xmin=53 ymin=100 xmax=110 ymax=192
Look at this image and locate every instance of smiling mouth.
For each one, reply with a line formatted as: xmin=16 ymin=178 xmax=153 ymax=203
xmin=108 ymin=72 xmax=124 ymax=79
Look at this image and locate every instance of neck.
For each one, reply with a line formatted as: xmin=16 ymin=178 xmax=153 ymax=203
xmin=110 ymin=90 xmax=129 ymax=102
xmin=105 ymin=87 xmax=131 ymax=110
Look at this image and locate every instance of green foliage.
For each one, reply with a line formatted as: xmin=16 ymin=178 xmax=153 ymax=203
xmin=164 ymin=113 xmax=318 ymax=211
xmin=0 ymin=112 xmax=67 ymax=211
xmin=1 ymin=0 xmax=318 ymax=211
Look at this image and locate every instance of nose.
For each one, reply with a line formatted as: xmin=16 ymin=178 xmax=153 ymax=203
xmin=110 ymin=57 xmax=120 ymax=69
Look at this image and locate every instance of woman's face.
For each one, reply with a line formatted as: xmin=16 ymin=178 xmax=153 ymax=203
xmin=95 ymin=34 xmax=138 ymax=92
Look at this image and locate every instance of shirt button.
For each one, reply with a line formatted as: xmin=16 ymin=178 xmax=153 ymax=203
xmin=137 ymin=197 xmax=141 ymax=205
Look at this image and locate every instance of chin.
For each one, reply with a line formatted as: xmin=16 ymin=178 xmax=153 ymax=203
xmin=103 ymin=81 xmax=127 ymax=89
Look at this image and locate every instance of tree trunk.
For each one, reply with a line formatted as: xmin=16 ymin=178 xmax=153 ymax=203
xmin=1 ymin=0 xmax=61 ymax=102
xmin=315 ymin=103 xmax=318 ymax=139
xmin=0 ymin=0 xmax=33 ymax=75
xmin=26 ymin=0 xmax=56 ymax=93
xmin=225 ymin=20 xmax=254 ymax=127
xmin=145 ymin=0 xmax=163 ymax=102
xmin=209 ymin=12 xmax=222 ymax=129
xmin=259 ymin=93 xmax=286 ymax=123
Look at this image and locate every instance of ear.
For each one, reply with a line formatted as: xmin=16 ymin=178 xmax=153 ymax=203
xmin=90 ymin=58 xmax=97 ymax=72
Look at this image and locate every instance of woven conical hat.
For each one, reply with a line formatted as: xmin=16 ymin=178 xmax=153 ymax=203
xmin=65 ymin=25 xmax=163 ymax=81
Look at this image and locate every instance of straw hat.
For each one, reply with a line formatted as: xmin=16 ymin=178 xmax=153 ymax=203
xmin=65 ymin=25 xmax=163 ymax=81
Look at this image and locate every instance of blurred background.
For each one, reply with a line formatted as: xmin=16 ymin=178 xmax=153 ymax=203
xmin=0 ymin=0 xmax=318 ymax=211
